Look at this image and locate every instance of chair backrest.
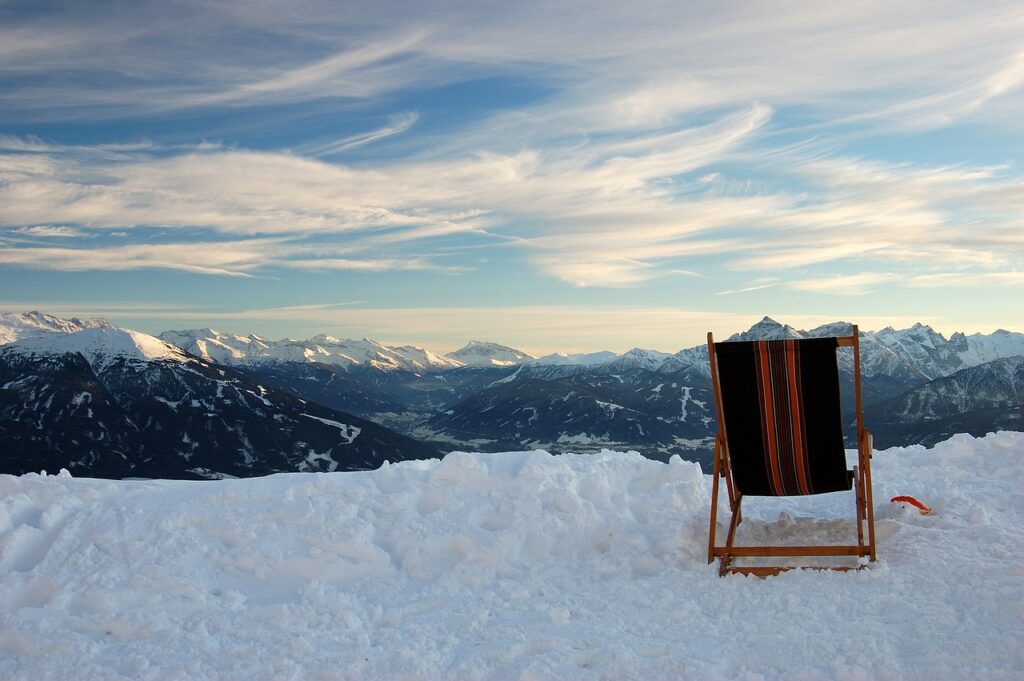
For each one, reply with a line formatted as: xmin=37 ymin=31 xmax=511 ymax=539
xmin=710 ymin=337 xmax=850 ymax=497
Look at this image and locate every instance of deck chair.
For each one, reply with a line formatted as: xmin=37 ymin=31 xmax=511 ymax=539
xmin=706 ymin=326 xmax=876 ymax=576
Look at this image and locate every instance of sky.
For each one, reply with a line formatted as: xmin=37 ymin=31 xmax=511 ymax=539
xmin=0 ymin=0 xmax=1022 ymax=354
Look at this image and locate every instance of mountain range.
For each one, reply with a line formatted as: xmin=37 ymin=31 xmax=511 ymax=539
xmin=0 ymin=312 xmax=439 ymax=478
xmin=2 ymin=311 xmax=1022 ymax=478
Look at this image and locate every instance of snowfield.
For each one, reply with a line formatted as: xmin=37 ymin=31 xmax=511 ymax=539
xmin=1 ymin=433 xmax=1021 ymax=680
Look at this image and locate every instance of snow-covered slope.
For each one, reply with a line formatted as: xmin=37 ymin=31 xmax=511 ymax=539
xmin=156 ymin=327 xmax=271 ymax=365
xmin=1 ymin=312 xmax=186 ymax=373
xmin=159 ymin=328 xmax=463 ymax=373
xmin=956 ymin=329 xmax=1024 ymax=366
xmin=445 ymin=340 xmax=536 ymax=367
xmin=1 ymin=432 xmax=1020 ymax=680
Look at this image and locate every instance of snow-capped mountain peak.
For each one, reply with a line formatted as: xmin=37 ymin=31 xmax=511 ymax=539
xmin=445 ymin=340 xmax=535 ymax=367
xmin=601 ymin=347 xmax=674 ymax=372
xmin=0 ymin=310 xmax=115 ymax=345
xmin=5 ymin=325 xmax=186 ymax=371
xmin=309 ymin=334 xmax=342 ymax=344
xmin=726 ymin=316 xmax=803 ymax=342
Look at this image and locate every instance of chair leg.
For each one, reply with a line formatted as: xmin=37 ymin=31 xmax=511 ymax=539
xmin=727 ymin=495 xmax=742 ymax=547
xmin=707 ymin=439 xmax=723 ymax=564
xmin=863 ymin=434 xmax=877 ymax=561
xmin=722 ymin=450 xmax=738 ymax=512
xmin=854 ymin=465 xmax=865 ymax=548
xmin=708 ymin=471 xmax=721 ymax=565
xmin=718 ymin=497 xmax=742 ymax=577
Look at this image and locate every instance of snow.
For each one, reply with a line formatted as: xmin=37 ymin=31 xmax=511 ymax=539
xmin=4 ymin=326 xmax=185 ymax=371
xmin=300 ymin=413 xmax=361 ymax=444
xmin=555 ymin=433 xmax=609 ymax=445
xmin=1 ymin=432 xmax=1021 ymax=679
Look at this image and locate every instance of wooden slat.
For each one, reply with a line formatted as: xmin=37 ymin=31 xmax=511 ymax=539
xmin=714 ymin=545 xmax=868 ymax=557
xmin=727 ymin=565 xmax=864 ymax=578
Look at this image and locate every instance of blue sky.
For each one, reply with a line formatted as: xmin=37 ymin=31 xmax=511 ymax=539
xmin=1 ymin=0 xmax=1022 ymax=353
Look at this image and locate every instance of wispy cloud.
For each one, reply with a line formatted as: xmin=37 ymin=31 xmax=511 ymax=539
xmin=2 ymin=0 xmax=1021 ymax=133
xmin=716 ymin=278 xmax=781 ymax=296
xmin=1 ymin=111 xmax=1021 ymax=287
xmin=787 ymin=272 xmax=901 ymax=296
xmin=10 ymin=225 xmax=85 ymax=238
xmin=177 ymin=30 xmax=434 ymax=110
xmin=0 ymin=241 xmax=278 ymax=277
xmin=908 ymin=271 xmax=1024 ymax=288
xmin=286 ymin=257 xmax=466 ymax=274
xmin=0 ymin=2 xmax=1022 ymax=293
xmin=300 ymin=112 xmax=420 ymax=156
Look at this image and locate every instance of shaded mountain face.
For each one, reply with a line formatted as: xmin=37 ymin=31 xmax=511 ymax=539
xmin=0 ymin=341 xmax=440 ymax=480
xmin=421 ymin=368 xmax=717 ymax=468
xmin=237 ymin=361 xmax=408 ymax=417
xmin=864 ymin=356 xmax=1024 ymax=447
xmin=0 ymin=351 xmax=137 ymax=478
xmin=227 ymin=362 xmax=519 ymax=436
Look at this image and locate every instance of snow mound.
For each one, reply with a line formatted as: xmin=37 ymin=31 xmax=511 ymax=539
xmin=0 ymin=433 xmax=1021 ymax=679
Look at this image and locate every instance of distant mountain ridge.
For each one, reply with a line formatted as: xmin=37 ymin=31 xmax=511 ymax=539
xmin=0 ymin=310 xmax=115 ymax=345
xmin=3 ymin=311 xmax=1022 ymax=475
xmin=153 ymin=315 xmax=1024 ymax=383
xmin=158 ymin=327 xmax=462 ymax=374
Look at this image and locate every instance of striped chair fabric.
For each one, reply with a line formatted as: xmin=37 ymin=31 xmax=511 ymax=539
xmin=714 ymin=337 xmax=851 ymax=496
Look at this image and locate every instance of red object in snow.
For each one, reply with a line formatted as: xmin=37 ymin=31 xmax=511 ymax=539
xmin=890 ymin=495 xmax=932 ymax=515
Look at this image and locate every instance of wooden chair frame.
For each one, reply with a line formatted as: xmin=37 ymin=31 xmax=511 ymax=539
xmin=706 ymin=326 xmax=876 ymax=577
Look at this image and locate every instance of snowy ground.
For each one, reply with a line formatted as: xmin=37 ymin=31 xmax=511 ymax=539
xmin=1 ymin=433 xmax=1021 ymax=680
